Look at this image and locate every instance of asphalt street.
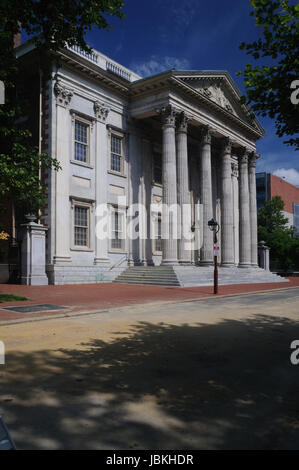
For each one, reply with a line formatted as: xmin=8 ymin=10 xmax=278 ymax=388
xmin=1 ymin=288 xmax=299 ymax=449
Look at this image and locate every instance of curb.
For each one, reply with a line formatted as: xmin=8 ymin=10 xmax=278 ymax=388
xmin=1 ymin=284 xmax=299 ymax=327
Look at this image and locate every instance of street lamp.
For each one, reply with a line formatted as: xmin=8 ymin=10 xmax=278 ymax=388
xmin=208 ymin=218 xmax=220 ymax=294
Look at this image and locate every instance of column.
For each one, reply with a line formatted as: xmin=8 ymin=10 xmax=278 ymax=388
xmin=249 ymin=152 xmax=259 ymax=267
xmin=53 ymin=82 xmax=73 ymax=264
xmin=177 ymin=111 xmax=191 ymax=264
xmin=221 ymin=137 xmax=234 ymax=266
xmin=200 ymin=126 xmax=213 ymax=265
xmin=238 ymin=148 xmax=252 ymax=267
xmin=94 ymin=102 xmax=110 ymax=265
xmin=231 ymin=161 xmax=239 ymax=265
xmin=160 ymin=105 xmax=178 ymax=265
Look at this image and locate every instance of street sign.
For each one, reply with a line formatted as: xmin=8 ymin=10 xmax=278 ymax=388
xmin=214 ymin=243 xmax=219 ymax=257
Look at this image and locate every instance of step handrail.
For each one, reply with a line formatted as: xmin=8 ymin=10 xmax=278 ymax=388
xmin=108 ymin=254 xmax=128 ymax=271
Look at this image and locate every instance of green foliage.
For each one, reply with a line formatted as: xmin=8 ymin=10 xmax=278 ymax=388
xmin=0 ymin=0 xmax=125 ymax=53
xmin=239 ymin=0 xmax=299 ymax=149
xmin=0 ymin=294 xmax=28 ymax=303
xmin=258 ymin=196 xmax=299 ymax=270
xmin=0 ymin=0 xmax=125 ymax=217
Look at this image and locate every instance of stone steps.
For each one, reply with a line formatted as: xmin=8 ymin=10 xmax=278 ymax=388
xmin=114 ymin=265 xmax=288 ymax=287
xmin=114 ymin=266 xmax=180 ymax=286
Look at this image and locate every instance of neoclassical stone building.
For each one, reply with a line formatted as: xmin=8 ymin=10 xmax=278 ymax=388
xmin=14 ymin=40 xmax=284 ymax=286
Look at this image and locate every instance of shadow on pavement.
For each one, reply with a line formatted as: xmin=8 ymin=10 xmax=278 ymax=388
xmin=1 ymin=314 xmax=299 ymax=449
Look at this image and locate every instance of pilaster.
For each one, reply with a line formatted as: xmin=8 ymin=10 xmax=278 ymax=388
xmin=53 ymin=81 xmax=73 ymax=264
xmin=94 ymin=101 xmax=110 ymax=265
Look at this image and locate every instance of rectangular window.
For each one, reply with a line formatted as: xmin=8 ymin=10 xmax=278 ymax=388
xmin=111 ymin=135 xmax=123 ymax=174
xmin=74 ymin=206 xmax=89 ymax=247
xmin=153 ymin=152 xmax=162 ymax=185
xmin=111 ymin=209 xmax=125 ymax=250
xmin=74 ymin=120 xmax=89 ymax=163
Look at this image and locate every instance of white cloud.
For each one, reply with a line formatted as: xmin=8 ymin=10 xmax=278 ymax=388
xmin=273 ymin=168 xmax=299 ymax=187
xmin=130 ymin=56 xmax=190 ymax=78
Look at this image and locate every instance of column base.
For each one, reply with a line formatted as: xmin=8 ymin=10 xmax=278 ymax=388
xmin=161 ymin=259 xmax=179 ymax=266
xmin=179 ymin=260 xmax=192 ymax=266
xmin=221 ymin=262 xmax=235 ymax=268
xmin=200 ymin=260 xmax=214 ymax=266
xmin=238 ymin=263 xmax=252 ymax=268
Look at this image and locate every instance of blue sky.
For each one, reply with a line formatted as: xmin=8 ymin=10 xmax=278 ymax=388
xmin=26 ymin=0 xmax=299 ymax=184
xmin=84 ymin=0 xmax=298 ymax=184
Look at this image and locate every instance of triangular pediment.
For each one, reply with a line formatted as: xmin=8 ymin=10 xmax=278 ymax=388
xmin=173 ymin=71 xmax=264 ymax=133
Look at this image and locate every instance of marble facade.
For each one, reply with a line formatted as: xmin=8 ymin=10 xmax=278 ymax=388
xmin=16 ymin=42 xmax=265 ymax=285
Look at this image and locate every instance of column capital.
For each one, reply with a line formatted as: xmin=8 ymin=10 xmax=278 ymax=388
xmin=94 ymin=101 xmax=110 ymax=123
xmin=54 ymin=81 xmax=73 ymax=107
xmin=156 ymin=104 xmax=177 ymax=127
xmin=176 ymin=111 xmax=190 ymax=133
xmin=221 ymin=136 xmax=233 ymax=154
xmin=248 ymin=152 xmax=257 ymax=169
xmin=238 ymin=147 xmax=251 ymax=164
xmin=200 ymin=125 xmax=213 ymax=146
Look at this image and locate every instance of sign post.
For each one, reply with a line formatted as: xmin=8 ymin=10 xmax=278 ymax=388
xmin=213 ymin=237 xmax=219 ymax=295
xmin=208 ymin=218 xmax=220 ymax=295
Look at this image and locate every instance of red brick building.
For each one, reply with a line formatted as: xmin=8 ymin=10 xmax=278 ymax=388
xmin=256 ymin=172 xmax=299 ymax=234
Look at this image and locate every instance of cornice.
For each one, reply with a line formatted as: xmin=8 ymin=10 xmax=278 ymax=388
xmin=54 ymin=49 xmax=130 ymax=95
xmin=51 ymin=49 xmax=264 ymax=140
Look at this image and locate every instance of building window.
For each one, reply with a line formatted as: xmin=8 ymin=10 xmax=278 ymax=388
xmin=110 ymin=208 xmax=125 ymax=251
xmin=110 ymin=134 xmax=124 ymax=174
xmin=153 ymin=152 xmax=162 ymax=185
xmin=74 ymin=206 xmax=90 ymax=247
xmin=74 ymin=120 xmax=89 ymax=163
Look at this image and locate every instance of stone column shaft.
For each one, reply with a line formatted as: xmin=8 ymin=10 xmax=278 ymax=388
xmin=221 ymin=138 xmax=234 ymax=266
xmin=238 ymin=149 xmax=251 ymax=267
xmin=200 ymin=126 xmax=213 ymax=265
xmin=249 ymin=153 xmax=259 ymax=266
xmin=177 ymin=112 xmax=191 ymax=264
xmin=94 ymin=102 xmax=110 ymax=265
xmin=161 ymin=105 xmax=178 ymax=265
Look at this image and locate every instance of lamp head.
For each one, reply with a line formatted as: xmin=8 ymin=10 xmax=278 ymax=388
xmin=208 ymin=218 xmax=218 ymax=231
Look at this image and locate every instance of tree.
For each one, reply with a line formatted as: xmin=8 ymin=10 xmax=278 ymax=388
xmin=239 ymin=0 xmax=299 ymax=149
xmin=0 ymin=0 xmax=125 ymax=220
xmin=258 ymin=195 xmax=299 ymax=270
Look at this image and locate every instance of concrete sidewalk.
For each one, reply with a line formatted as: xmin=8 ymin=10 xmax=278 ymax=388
xmin=0 ymin=277 xmax=299 ymax=323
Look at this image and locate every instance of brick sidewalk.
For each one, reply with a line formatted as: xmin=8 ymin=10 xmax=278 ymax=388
xmin=0 ymin=277 xmax=299 ymax=323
